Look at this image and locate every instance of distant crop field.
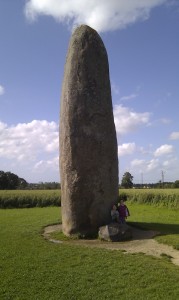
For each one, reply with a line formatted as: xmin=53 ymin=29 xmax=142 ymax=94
xmin=0 ymin=188 xmax=179 ymax=209
xmin=120 ymin=188 xmax=179 ymax=209
xmin=0 ymin=189 xmax=61 ymax=208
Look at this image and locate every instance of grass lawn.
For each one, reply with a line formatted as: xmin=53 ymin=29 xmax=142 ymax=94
xmin=0 ymin=206 xmax=179 ymax=300
xmin=127 ymin=203 xmax=179 ymax=249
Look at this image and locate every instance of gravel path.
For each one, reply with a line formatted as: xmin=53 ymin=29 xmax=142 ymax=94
xmin=43 ymin=224 xmax=179 ymax=266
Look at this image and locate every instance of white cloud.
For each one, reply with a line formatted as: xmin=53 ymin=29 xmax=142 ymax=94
xmin=118 ymin=143 xmax=136 ymax=156
xmin=114 ymin=105 xmax=150 ymax=135
xmin=34 ymin=156 xmax=59 ymax=171
xmin=154 ymin=144 xmax=174 ymax=157
xmin=131 ymin=159 xmax=145 ymax=167
xmin=170 ymin=131 xmax=179 ymax=140
xmin=162 ymin=157 xmax=177 ymax=170
xmin=0 ymin=120 xmax=58 ymax=161
xmin=131 ymin=158 xmax=160 ymax=173
xmin=159 ymin=118 xmax=171 ymax=124
xmin=111 ymin=82 xmax=120 ymax=95
xmin=120 ymin=93 xmax=138 ymax=101
xmin=0 ymin=85 xmax=5 ymax=96
xmin=130 ymin=157 xmax=159 ymax=173
xmin=146 ymin=158 xmax=160 ymax=172
xmin=0 ymin=120 xmax=59 ymax=182
xmin=25 ymin=0 xmax=168 ymax=32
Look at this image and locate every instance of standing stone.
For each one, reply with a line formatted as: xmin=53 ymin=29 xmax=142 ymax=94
xmin=60 ymin=25 xmax=118 ymax=236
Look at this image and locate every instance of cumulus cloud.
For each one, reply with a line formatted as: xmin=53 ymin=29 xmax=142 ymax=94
xmin=118 ymin=143 xmax=136 ymax=156
xmin=25 ymin=0 xmax=168 ymax=32
xmin=0 ymin=120 xmax=58 ymax=161
xmin=34 ymin=156 xmax=59 ymax=171
xmin=170 ymin=131 xmax=179 ymax=140
xmin=114 ymin=105 xmax=150 ymax=135
xmin=146 ymin=158 xmax=160 ymax=171
xmin=131 ymin=159 xmax=145 ymax=167
xmin=154 ymin=144 xmax=174 ymax=157
xmin=0 ymin=85 xmax=5 ymax=96
xmin=131 ymin=158 xmax=159 ymax=172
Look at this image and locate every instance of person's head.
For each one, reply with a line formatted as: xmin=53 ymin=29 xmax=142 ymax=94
xmin=120 ymin=199 xmax=124 ymax=205
xmin=119 ymin=194 xmax=127 ymax=202
xmin=112 ymin=204 xmax=117 ymax=210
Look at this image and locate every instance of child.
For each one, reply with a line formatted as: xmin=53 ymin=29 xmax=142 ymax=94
xmin=118 ymin=199 xmax=130 ymax=224
xmin=111 ymin=204 xmax=119 ymax=223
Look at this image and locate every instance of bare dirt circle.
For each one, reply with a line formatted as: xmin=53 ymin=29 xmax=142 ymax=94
xmin=43 ymin=224 xmax=179 ymax=266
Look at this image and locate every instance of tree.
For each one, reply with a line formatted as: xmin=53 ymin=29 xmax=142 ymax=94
xmin=6 ymin=172 xmax=19 ymax=189
xmin=121 ymin=172 xmax=133 ymax=189
xmin=0 ymin=171 xmax=8 ymax=189
xmin=173 ymin=180 xmax=179 ymax=188
xmin=18 ymin=177 xmax=28 ymax=189
xmin=0 ymin=171 xmax=28 ymax=190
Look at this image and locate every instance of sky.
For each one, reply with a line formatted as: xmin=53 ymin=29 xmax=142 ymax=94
xmin=0 ymin=0 xmax=179 ymax=184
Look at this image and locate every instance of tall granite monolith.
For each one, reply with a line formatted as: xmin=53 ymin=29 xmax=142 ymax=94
xmin=60 ymin=25 xmax=118 ymax=236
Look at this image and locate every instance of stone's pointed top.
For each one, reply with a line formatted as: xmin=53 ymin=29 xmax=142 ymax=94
xmin=72 ymin=24 xmax=100 ymax=39
xmin=73 ymin=24 xmax=96 ymax=32
xmin=69 ymin=23 xmax=105 ymax=57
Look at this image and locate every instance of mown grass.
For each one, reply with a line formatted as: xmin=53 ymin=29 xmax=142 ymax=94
xmin=127 ymin=203 xmax=179 ymax=249
xmin=0 ymin=206 xmax=179 ymax=300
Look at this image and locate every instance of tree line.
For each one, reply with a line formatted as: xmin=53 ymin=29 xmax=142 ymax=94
xmin=1 ymin=170 xmax=179 ymax=190
xmin=0 ymin=171 xmax=60 ymax=190
xmin=120 ymin=172 xmax=179 ymax=189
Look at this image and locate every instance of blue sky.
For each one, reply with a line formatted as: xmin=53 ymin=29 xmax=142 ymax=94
xmin=0 ymin=0 xmax=179 ymax=184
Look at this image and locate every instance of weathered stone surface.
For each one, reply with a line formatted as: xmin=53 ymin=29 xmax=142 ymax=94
xmin=98 ymin=223 xmax=133 ymax=242
xmin=60 ymin=25 xmax=118 ymax=236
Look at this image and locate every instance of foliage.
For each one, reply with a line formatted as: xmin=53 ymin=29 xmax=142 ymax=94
xmin=0 ymin=190 xmax=61 ymax=208
xmin=132 ymin=181 xmax=179 ymax=189
xmin=121 ymin=172 xmax=133 ymax=188
xmin=0 ymin=170 xmax=28 ymax=189
xmin=120 ymin=188 xmax=179 ymax=209
xmin=173 ymin=180 xmax=179 ymax=188
xmin=0 ymin=170 xmax=60 ymax=190
xmin=28 ymin=182 xmax=61 ymax=189
xmin=0 ymin=207 xmax=179 ymax=300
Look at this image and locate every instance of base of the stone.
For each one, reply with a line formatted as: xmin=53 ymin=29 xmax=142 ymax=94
xmin=98 ymin=222 xmax=133 ymax=242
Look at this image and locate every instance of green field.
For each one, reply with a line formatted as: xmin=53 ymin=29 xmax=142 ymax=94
xmin=0 ymin=189 xmax=61 ymax=208
xmin=0 ymin=188 xmax=179 ymax=209
xmin=120 ymin=188 xmax=179 ymax=209
xmin=0 ymin=205 xmax=179 ymax=300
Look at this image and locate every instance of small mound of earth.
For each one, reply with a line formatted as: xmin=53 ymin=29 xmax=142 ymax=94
xmin=43 ymin=224 xmax=179 ymax=266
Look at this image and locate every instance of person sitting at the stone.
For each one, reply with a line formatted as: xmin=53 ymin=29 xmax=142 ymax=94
xmin=118 ymin=199 xmax=130 ymax=224
xmin=111 ymin=204 xmax=119 ymax=222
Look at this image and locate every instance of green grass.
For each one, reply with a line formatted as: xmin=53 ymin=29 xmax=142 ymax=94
xmin=0 ymin=206 xmax=179 ymax=300
xmin=127 ymin=203 xmax=179 ymax=249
